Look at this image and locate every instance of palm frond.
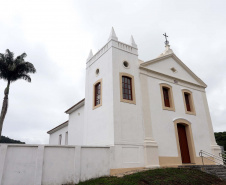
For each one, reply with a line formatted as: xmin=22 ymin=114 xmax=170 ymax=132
xmin=15 ymin=53 xmax=27 ymax=65
xmin=12 ymin=74 xmax=31 ymax=82
xmin=18 ymin=52 xmax=27 ymax=59
xmin=0 ymin=50 xmax=36 ymax=83
xmin=5 ymin=49 xmax=14 ymax=65
xmin=0 ymin=53 xmax=5 ymax=61
xmin=13 ymin=62 xmax=36 ymax=75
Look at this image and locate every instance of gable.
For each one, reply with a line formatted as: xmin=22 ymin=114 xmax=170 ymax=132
xmin=140 ymin=54 xmax=206 ymax=87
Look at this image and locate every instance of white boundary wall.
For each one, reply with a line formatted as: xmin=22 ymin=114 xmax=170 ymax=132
xmin=0 ymin=144 xmax=110 ymax=185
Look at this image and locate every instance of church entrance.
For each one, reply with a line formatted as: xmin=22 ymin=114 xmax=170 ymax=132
xmin=177 ymin=124 xmax=191 ymax=163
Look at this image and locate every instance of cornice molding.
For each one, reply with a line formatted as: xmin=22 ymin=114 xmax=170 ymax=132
xmin=140 ymin=53 xmax=207 ymax=88
xmin=139 ymin=66 xmax=206 ymax=92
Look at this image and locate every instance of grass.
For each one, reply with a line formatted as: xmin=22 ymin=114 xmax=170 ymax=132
xmin=76 ymin=168 xmax=226 ymax=185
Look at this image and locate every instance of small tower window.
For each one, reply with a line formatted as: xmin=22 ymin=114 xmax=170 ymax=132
xmin=96 ymin=68 xmax=99 ymax=75
xmin=93 ymin=79 xmax=102 ymax=109
xmin=123 ymin=61 xmax=129 ymax=68
xmin=119 ymin=73 xmax=136 ymax=104
xmin=95 ymin=82 xmax=101 ymax=106
xmin=122 ymin=76 xmax=132 ymax=100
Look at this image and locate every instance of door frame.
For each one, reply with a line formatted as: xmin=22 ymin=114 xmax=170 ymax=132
xmin=173 ymin=118 xmax=196 ymax=164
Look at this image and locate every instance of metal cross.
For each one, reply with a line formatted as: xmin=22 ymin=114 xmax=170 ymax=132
xmin=163 ymin=33 xmax=169 ymax=45
xmin=163 ymin=33 xmax=168 ymax=42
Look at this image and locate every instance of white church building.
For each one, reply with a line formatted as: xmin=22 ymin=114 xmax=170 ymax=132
xmin=47 ymin=28 xmax=221 ymax=170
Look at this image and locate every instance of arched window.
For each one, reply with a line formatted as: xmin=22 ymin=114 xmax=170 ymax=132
xmin=119 ymin=73 xmax=136 ymax=104
xmin=182 ymin=89 xmax=196 ymax=115
xmin=160 ymin=83 xmax=175 ymax=111
xmin=93 ymin=79 xmax=102 ymax=109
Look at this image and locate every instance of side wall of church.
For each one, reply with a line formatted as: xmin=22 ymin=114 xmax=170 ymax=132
xmin=68 ymin=106 xmax=84 ymax=145
xmin=83 ymin=46 xmax=114 ymax=145
xmin=49 ymin=125 xmax=68 ymax=145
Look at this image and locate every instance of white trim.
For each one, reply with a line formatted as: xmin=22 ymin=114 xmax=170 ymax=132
xmin=66 ymin=101 xmax=85 ymax=114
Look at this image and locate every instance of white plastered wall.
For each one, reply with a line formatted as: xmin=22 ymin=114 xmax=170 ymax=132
xmin=147 ymin=76 xmax=213 ymax=157
xmin=112 ymin=46 xmax=144 ymax=145
xmin=110 ymin=42 xmax=146 ymax=169
xmin=68 ymin=106 xmax=84 ymax=145
xmin=49 ymin=126 xmax=68 ymax=145
xmin=0 ymin=144 xmax=110 ymax=185
xmin=84 ymin=44 xmax=114 ymax=145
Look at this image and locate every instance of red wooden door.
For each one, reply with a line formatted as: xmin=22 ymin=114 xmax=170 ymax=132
xmin=177 ymin=124 xmax=191 ymax=163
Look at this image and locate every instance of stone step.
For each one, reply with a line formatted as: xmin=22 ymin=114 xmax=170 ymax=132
xmin=203 ymin=169 xmax=225 ymax=174
xmin=205 ymin=168 xmax=225 ymax=172
xmin=180 ymin=165 xmax=221 ymax=168
xmin=216 ymin=175 xmax=226 ymax=180
xmin=216 ymin=172 xmax=226 ymax=175
xmin=179 ymin=165 xmax=225 ymax=170
xmin=179 ymin=165 xmax=226 ymax=181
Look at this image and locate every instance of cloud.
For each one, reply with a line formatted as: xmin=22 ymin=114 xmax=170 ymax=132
xmin=0 ymin=0 xmax=225 ymax=143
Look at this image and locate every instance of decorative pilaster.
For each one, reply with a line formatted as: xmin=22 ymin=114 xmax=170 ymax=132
xmin=140 ymin=74 xmax=160 ymax=167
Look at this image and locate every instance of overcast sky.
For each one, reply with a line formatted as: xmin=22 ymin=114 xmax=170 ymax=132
xmin=0 ymin=0 xmax=225 ymax=144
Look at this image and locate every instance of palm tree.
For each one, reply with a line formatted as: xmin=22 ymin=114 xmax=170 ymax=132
xmin=0 ymin=49 xmax=36 ymax=138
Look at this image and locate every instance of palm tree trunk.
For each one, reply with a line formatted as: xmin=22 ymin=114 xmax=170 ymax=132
xmin=0 ymin=81 xmax=10 ymax=139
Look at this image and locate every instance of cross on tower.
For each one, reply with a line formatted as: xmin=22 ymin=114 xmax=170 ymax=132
xmin=163 ymin=33 xmax=169 ymax=46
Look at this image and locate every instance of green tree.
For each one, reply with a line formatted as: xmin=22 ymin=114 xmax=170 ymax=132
xmin=0 ymin=49 xmax=36 ymax=138
xmin=215 ymin=132 xmax=226 ymax=150
xmin=0 ymin=136 xmax=25 ymax=144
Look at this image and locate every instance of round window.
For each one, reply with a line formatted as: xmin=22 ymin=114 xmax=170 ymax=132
xmin=123 ymin=61 xmax=129 ymax=68
xmin=96 ymin=68 xmax=99 ymax=75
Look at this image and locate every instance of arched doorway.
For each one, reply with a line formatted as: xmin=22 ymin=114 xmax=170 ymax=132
xmin=173 ymin=119 xmax=196 ymax=164
xmin=177 ymin=124 xmax=190 ymax=163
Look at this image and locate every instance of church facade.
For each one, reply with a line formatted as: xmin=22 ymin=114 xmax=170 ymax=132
xmin=47 ymin=28 xmax=221 ymax=169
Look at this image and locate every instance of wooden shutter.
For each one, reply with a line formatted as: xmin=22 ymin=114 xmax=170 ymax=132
xmin=184 ymin=93 xmax=191 ymax=111
xmin=163 ymin=87 xmax=170 ymax=107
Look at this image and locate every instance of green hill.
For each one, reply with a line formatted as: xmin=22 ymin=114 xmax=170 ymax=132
xmin=75 ymin=168 xmax=225 ymax=185
xmin=0 ymin=136 xmax=25 ymax=144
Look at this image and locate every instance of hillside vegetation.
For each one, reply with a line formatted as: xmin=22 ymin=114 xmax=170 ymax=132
xmin=215 ymin=132 xmax=226 ymax=150
xmin=0 ymin=136 xmax=25 ymax=144
xmin=75 ymin=168 xmax=225 ymax=185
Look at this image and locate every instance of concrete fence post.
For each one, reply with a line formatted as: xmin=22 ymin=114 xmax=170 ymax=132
xmin=74 ymin=146 xmax=81 ymax=184
xmin=34 ymin=145 xmax=45 ymax=185
xmin=0 ymin=144 xmax=8 ymax=184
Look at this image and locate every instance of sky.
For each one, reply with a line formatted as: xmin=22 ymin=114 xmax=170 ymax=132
xmin=0 ymin=0 xmax=225 ymax=144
